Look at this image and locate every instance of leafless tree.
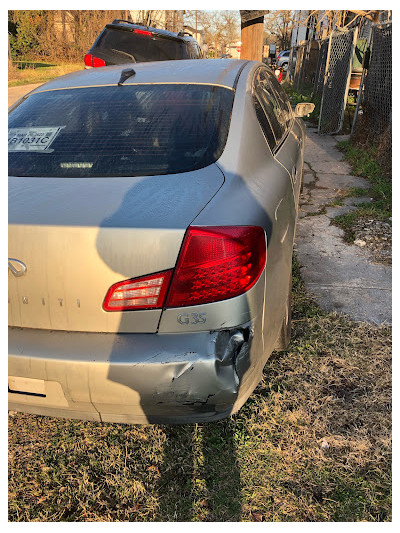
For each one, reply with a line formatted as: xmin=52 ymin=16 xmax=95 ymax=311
xmin=184 ymin=10 xmax=240 ymax=56
xmin=130 ymin=11 xmax=167 ymax=28
xmin=264 ymin=11 xmax=296 ymax=49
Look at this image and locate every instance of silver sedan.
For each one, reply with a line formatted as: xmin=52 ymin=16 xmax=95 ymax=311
xmin=8 ymin=59 xmax=312 ymax=424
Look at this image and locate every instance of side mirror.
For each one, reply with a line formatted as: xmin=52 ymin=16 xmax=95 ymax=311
xmin=294 ymin=103 xmax=315 ymax=117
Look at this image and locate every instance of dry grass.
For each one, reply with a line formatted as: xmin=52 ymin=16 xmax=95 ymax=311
xmin=8 ymin=61 xmax=82 ymax=87
xmin=8 ymin=261 xmax=391 ymax=522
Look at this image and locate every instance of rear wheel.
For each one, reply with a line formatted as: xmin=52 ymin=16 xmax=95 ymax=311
xmin=275 ymin=273 xmax=292 ymax=351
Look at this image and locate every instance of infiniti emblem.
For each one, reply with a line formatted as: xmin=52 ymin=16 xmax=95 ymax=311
xmin=8 ymin=258 xmax=27 ymax=277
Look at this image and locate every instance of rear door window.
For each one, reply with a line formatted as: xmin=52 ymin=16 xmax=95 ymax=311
xmin=253 ymin=93 xmax=276 ymax=150
xmin=253 ymin=68 xmax=292 ymax=149
xmin=8 ymin=84 xmax=234 ymax=177
xmin=267 ymin=70 xmax=293 ymax=123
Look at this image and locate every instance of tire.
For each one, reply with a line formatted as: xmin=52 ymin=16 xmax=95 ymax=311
xmin=275 ymin=273 xmax=292 ymax=351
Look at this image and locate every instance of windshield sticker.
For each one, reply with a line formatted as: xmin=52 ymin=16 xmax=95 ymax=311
xmin=8 ymin=126 xmax=65 ymax=152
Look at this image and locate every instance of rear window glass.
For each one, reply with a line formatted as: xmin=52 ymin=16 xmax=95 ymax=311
xmin=96 ymin=28 xmax=186 ymax=62
xmin=8 ymin=84 xmax=234 ymax=178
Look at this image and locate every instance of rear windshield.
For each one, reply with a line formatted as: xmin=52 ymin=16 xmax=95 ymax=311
xmin=8 ymin=84 xmax=234 ymax=178
xmin=96 ymin=28 xmax=186 ymax=62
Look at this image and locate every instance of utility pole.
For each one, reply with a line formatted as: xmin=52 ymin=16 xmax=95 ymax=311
xmin=240 ymin=10 xmax=269 ymax=61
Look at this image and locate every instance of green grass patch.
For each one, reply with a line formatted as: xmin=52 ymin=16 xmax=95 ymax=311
xmin=337 ymin=140 xmax=391 ymax=212
xmin=345 ymin=186 xmax=370 ymax=198
xmin=333 ymin=139 xmax=391 ymax=240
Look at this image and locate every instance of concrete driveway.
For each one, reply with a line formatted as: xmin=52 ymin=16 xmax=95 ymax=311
xmin=295 ymin=126 xmax=391 ymax=324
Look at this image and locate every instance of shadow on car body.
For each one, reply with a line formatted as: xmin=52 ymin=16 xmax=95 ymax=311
xmin=95 ymin=170 xmax=263 ymax=423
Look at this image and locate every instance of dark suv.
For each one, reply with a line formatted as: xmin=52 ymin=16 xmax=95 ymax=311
xmin=84 ymin=19 xmax=203 ymax=68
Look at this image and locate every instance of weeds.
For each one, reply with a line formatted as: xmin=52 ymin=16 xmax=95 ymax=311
xmin=333 ymin=139 xmax=391 ymax=242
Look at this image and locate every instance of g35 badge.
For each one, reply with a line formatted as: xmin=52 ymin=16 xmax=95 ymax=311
xmin=177 ymin=312 xmax=207 ymax=325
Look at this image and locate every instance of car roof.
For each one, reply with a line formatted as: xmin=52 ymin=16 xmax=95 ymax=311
xmin=30 ymin=59 xmax=250 ymax=94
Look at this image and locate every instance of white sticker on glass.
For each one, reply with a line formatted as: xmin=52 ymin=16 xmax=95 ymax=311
xmin=8 ymin=126 xmax=65 ymax=152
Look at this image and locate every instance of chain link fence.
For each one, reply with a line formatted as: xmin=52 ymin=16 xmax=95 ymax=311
xmin=318 ymin=27 xmax=358 ymax=134
xmin=286 ymin=20 xmax=391 ymax=144
xmin=352 ymin=22 xmax=392 ymax=138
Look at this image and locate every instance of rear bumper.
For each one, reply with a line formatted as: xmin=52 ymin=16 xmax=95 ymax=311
xmin=8 ymin=323 xmax=262 ymax=424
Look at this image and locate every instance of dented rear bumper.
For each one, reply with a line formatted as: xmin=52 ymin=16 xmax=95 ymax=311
xmin=8 ymin=323 xmax=261 ymax=424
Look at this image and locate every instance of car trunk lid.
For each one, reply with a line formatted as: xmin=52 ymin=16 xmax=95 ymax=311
xmin=8 ymin=166 xmax=224 ymax=333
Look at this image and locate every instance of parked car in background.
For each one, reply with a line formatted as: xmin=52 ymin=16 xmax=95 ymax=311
xmin=8 ymin=59 xmax=313 ymax=424
xmin=276 ymin=50 xmax=291 ymax=70
xmin=84 ymin=19 xmax=202 ymax=68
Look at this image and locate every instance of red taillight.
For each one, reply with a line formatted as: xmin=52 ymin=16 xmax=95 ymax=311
xmin=103 ymin=226 xmax=266 ymax=312
xmin=103 ymin=270 xmax=173 ymax=311
xmin=166 ymin=226 xmax=266 ymax=308
xmin=134 ymin=29 xmax=153 ymax=36
xmin=84 ymin=53 xmax=106 ymax=68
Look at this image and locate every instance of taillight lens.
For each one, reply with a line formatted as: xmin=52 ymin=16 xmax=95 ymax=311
xmin=166 ymin=226 xmax=266 ymax=308
xmin=84 ymin=53 xmax=106 ymax=68
xmin=103 ymin=270 xmax=173 ymax=311
xmin=103 ymin=226 xmax=266 ymax=312
xmin=134 ymin=29 xmax=153 ymax=36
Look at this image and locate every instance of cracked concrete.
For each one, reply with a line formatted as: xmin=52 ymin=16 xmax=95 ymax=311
xmin=295 ymin=126 xmax=391 ymax=324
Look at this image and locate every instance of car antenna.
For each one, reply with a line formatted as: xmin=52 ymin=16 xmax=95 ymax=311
xmin=118 ymin=68 xmax=136 ymax=86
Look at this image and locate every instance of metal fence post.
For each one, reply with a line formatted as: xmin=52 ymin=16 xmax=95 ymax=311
xmin=336 ymin=27 xmax=358 ymax=135
xmin=318 ymin=32 xmax=333 ymax=133
xmin=351 ymin=25 xmax=373 ymax=135
xmin=299 ymin=38 xmax=311 ymax=93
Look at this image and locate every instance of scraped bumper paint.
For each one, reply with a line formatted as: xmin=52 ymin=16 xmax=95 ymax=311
xmin=8 ymin=322 xmax=261 ymax=424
